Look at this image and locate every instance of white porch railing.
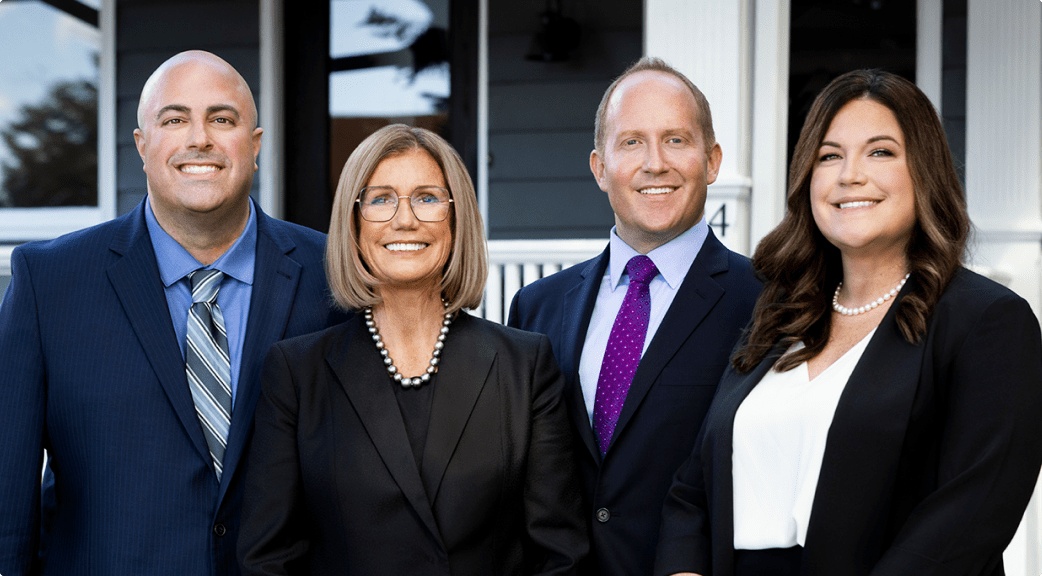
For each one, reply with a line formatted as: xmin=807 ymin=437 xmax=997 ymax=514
xmin=1 ymin=245 xmax=14 ymax=278
xmin=479 ymin=239 xmax=605 ymax=324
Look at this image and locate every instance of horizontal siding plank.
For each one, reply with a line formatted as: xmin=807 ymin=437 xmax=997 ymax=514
xmin=489 ymin=131 xmax=594 ymax=180
xmin=488 ymin=180 xmax=613 ymax=239
xmin=488 ymin=31 xmax=641 ymax=83
xmin=489 ymin=0 xmax=641 ymax=36
xmin=489 ymin=81 xmax=605 ymax=131
xmin=117 ymin=2 xmax=259 ymax=52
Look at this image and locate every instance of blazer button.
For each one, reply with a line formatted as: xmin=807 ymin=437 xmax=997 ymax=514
xmin=596 ymin=508 xmax=610 ymax=523
xmin=213 ymin=523 xmax=227 ymax=537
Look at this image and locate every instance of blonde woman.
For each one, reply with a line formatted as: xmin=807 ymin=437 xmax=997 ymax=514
xmin=239 ymin=125 xmax=587 ymax=575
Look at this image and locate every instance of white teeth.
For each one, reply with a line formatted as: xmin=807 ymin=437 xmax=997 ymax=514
xmin=838 ymin=200 xmax=877 ymax=210
xmin=639 ymin=187 xmax=674 ymax=195
xmin=385 ymin=243 xmax=428 ymax=252
xmin=180 ymin=165 xmax=219 ymax=174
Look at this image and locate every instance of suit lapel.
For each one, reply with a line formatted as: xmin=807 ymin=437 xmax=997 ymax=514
xmin=105 ymin=204 xmax=211 ymax=466
xmin=420 ymin=313 xmax=496 ymax=503
xmin=562 ymin=250 xmax=609 ymax=461
xmin=606 ymin=232 xmax=730 ymax=454
xmin=802 ymin=287 xmax=924 ymax=572
xmin=329 ymin=317 xmax=446 ymax=548
xmin=219 ymin=212 xmax=302 ymax=501
xmin=708 ymin=345 xmax=784 ymax=576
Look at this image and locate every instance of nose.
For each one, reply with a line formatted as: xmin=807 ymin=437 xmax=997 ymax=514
xmin=390 ymin=196 xmax=419 ymax=229
xmin=185 ymin=121 xmax=213 ymax=151
xmin=642 ymin=142 xmax=667 ymax=174
xmin=838 ymin=157 xmax=866 ymax=187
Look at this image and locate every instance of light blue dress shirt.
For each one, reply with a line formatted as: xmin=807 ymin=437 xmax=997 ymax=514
xmin=577 ymin=218 xmax=709 ymax=423
xmin=145 ymin=198 xmax=257 ymax=405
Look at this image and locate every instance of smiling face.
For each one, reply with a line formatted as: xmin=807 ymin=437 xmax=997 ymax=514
xmin=358 ymin=149 xmax=453 ymax=293
xmin=810 ymin=98 xmax=917 ymax=262
xmin=590 ymin=70 xmax=722 ymax=254
xmin=134 ymin=53 xmax=262 ymax=230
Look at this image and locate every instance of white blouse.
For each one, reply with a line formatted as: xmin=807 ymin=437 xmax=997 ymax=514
xmin=731 ymin=329 xmax=876 ymax=549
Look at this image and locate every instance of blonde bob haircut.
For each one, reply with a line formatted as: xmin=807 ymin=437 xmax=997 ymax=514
xmin=326 ymin=124 xmax=488 ymax=314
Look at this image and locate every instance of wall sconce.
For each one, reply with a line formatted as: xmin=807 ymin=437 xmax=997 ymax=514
xmin=525 ymin=0 xmax=581 ymax=62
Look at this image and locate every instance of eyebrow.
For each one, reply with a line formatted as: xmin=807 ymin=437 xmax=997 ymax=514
xmin=820 ymin=135 xmax=900 ymax=148
xmin=154 ymin=104 xmax=242 ymax=122
xmin=615 ymin=127 xmax=694 ymax=141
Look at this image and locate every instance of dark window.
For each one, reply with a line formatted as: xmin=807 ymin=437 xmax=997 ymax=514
xmin=329 ymin=0 xmax=453 ymax=200
xmin=284 ymin=0 xmax=475 ymax=232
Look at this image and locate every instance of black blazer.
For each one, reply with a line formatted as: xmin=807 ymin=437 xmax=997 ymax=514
xmin=238 ymin=312 xmax=588 ymax=575
xmin=508 ymin=230 xmax=762 ymax=576
xmin=655 ymin=268 xmax=1042 ymax=576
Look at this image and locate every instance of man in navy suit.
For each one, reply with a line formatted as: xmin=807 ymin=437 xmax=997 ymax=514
xmin=0 ymin=51 xmax=344 ymax=575
xmin=508 ymin=57 xmax=761 ymax=576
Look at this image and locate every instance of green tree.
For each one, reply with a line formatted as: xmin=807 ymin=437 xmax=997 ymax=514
xmin=0 ymin=79 xmax=97 ymax=207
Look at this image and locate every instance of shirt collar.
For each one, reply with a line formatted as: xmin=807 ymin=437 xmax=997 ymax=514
xmin=145 ymin=197 xmax=258 ymax=287
xmin=607 ymin=217 xmax=709 ymax=291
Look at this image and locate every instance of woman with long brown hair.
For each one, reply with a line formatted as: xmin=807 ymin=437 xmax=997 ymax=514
xmin=654 ymin=70 xmax=1042 ymax=576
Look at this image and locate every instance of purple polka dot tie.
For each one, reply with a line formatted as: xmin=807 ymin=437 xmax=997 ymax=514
xmin=593 ymin=255 xmax=658 ymax=455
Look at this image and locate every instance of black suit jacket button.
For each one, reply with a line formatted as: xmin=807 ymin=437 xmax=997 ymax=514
xmin=213 ymin=523 xmax=227 ymax=537
xmin=596 ymin=508 xmax=610 ymax=523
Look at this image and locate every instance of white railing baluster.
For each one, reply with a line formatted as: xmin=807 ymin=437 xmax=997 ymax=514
xmin=477 ymin=239 xmax=604 ymax=324
xmin=503 ymin=263 xmax=523 ymax=320
xmin=485 ymin=264 xmax=504 ymax=324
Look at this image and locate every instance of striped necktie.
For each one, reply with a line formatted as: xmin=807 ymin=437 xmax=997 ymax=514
xmin=186 ymin=269 xmax=232 ymax=481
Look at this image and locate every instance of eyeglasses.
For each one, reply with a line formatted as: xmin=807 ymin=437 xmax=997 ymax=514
xmin=356 ymin=186 xmax=454 ymax=222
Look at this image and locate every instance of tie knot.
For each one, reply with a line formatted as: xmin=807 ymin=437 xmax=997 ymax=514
xmin=625 ymin=255 xmax=658 ymax=286
xmin=189 ymin=269 xmax=224 ymax=304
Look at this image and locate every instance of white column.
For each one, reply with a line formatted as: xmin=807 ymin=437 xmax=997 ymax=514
xmin=99 ymin=0 xmax=116 ymax=221
xmin=966 ymin=2 xmax=1042 ymax=576
xmin=965 ymin=0 xmax=1042 ymax=312
xmin=258 ymin=0 xmax=284 ymax=219
xmin=750 ymin=0 xmax=790 ymax=251
xmin=477 ymin=0 xmax=489 ymax=233
xmin=645 ymin=0 xmax=753 ymax=255
xmin=916 ymin=0 xmax=943 ymax=114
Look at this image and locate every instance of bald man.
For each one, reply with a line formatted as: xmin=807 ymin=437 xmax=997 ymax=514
xmin=0 ymin=51 xmax=345 ymax=575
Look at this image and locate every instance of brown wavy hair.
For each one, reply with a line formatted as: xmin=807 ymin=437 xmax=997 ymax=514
xmin=732 ymin=70 xmax=970 ymax=373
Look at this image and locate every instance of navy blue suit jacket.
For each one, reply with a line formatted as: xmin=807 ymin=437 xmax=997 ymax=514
xmin=508 ymin=229 xmax=761 ymax=576
xmin=0 ymin=200 xmax=346 ymax=576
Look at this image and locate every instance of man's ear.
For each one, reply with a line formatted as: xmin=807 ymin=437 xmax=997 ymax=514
xmin=590 ymin=149 xmax=608 ymax=192
xmin=133 ymin=128 xmax=147 ymax=169
xmin=252 ymin=127 xmax=263 ymax=171
xmin=705 ymin=142 xmax=722 ymax=186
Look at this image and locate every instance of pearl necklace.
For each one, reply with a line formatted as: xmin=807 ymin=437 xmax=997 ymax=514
xmin=832 ymin=273 xmax=910 ymax=316
xmin=364 ymin=301 xmax=453 ymax=388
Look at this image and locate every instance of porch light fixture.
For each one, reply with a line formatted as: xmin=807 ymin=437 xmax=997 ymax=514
xmin=525 ymin=0 xmax=581 ymax=62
